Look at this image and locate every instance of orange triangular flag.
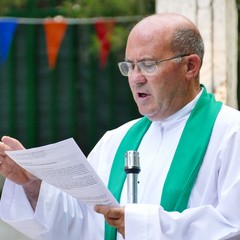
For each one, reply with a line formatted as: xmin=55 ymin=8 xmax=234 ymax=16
xmin=94 ymin=20 xmax=115 ymax=68
xmin=44 ymin=17 xmax=67 ymax=69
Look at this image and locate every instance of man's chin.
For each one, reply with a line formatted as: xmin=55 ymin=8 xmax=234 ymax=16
xmin=141 ymin=112 xmax=156 ymax=121
xmin=141 ymin=112 xmax=164 ymax=121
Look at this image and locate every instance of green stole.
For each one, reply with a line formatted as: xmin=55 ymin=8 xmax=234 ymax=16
xmin=105 ymin=87 xmax=222 ymax=240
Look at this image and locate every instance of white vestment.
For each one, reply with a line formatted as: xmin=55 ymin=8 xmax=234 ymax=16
xmin=1 ymin=92 xmax=240 ymax=240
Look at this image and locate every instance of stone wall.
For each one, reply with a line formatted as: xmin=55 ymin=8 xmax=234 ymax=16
xmin=0 ymin=220 xmax=31 ymax=240
xmin=0 ymin=177 xmax=30 ymax=239
xmin=156 ymin=0 xmax=238 ymax=108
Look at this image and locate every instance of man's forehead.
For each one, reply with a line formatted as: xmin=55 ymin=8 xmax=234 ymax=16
xmin=132 ymin=13 xmax=194 ymax=36
xmin=127 ymin=22 xmax=172 ymax=51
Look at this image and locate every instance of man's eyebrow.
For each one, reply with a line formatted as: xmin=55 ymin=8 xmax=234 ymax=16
xmin=124 ymin=58 xmax=154 ymax=62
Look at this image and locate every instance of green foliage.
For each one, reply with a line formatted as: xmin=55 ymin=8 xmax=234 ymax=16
xmin=0 ymin=0 xmax=27 ymax=15
xmin=0 ymin=0 xmax=154 ymax=53
xmin=56 ymin=0 xmax=152 ymax=54
xmin=59 ymin=0 xmax=153 ymax=54
xmin=60 ymin=0 xmax=154 ymax=17
xmin=89 ymin=22 xmax=136 ymax=61
xmin=0 ymin=0 xmax=154 ymax=17
xmin=111 ymin=25 xmax=129 ymax=52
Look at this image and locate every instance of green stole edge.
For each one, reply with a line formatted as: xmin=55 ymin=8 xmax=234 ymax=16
xmin=105 ymin=117 xmax=151 ymax=240
xmin=161 ymin=88 xmax=222 ymax=211
xmin=105 ymin=87 xmax=222 ymax=240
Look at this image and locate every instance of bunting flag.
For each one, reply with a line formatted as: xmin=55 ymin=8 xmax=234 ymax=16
xmin=0 ymin=19 xmax=18 ymax=64
xmin=44 ymin=18 xmax=68 ymax=69
xmin=94 ymin=20 xmax=115 ymax=68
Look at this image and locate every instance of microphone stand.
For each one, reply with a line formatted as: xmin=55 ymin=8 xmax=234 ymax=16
xmin=124 ymin=150 xmax=141 ymax=203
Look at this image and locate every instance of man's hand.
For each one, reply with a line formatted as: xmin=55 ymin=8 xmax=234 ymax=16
xmin=95 ymin=205 xmax=125 ymax=238
xmin=0 ymin=136 xmax=42 ymax=209
xmin=0 ymin=136 xmax=30 ymax=184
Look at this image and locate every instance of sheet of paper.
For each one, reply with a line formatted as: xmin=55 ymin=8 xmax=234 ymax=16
xmin=6 ymin=138 xmax=119 ymax=207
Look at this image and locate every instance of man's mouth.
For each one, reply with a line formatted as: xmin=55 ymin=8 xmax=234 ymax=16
xmin=138 ymin=92 xmax=149 ymax=98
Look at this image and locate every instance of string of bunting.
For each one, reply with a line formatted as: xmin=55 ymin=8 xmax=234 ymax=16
xmin=0 ymin=15 xmax=142 ymax=69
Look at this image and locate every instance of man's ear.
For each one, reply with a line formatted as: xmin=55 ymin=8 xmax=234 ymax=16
xmin=185 ymin=54 xmax=202 ymax=78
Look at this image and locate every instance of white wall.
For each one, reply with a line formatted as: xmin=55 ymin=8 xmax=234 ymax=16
xmin=156 ymin=0 xmax=238 ymax=108
xmin=0 ymin=220 xmax=31 ymax=240
xmin=0 ymin=176 xmax=30 ymax=239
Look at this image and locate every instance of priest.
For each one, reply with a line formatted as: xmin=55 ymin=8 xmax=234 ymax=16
xmin=1 ymin=12 xmax=240 ymax=240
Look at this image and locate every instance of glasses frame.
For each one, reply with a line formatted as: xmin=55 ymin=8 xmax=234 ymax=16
xmin=118 ymin=54 xmax=191 ymax=77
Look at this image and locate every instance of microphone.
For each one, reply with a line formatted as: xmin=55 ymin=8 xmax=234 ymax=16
xmin=124 ymin=151 xmax=141 ymax=203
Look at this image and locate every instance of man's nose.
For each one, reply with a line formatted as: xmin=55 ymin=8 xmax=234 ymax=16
xmin=131 ymin=63 xmax=142 ymax=75
xmin=128 ymin=67 xmax=146 ymax=84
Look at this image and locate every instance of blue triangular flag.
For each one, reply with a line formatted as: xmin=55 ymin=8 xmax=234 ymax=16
xmin=0 ymin=19 xmax=18 ymax=63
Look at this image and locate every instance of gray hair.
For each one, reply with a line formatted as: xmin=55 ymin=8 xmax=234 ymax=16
xmin=171 ymin=28 xmax=205 ymax=64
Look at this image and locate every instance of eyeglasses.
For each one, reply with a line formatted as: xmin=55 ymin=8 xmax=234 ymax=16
xmin=118 ymin=54 xmax=190 ymax=77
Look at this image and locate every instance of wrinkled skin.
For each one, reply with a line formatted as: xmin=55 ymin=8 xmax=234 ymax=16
xmin=0 ymin=136 xmax=41 ymax=209
xmin=95 ymin=13 xmax=202 ymax=238
xmin=0 ymin=13 xmax=202 ymax=239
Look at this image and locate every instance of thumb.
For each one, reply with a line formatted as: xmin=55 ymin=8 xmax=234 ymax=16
xmin=1 ymin=136 xmax=25 ymax=150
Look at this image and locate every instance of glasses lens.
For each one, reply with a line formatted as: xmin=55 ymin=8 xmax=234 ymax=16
xmin=138 ymin=61 xmax=156 ymax=74
xmin=118 ymin=62 xmax=131 ymax=76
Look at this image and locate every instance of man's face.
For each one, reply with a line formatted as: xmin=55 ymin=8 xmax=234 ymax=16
xmin=125 ymin=26 xmax=188 ymax=121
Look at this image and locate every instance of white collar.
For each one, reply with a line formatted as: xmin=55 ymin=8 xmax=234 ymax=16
xmin=154 ymin=88 xmax=203 ymax=130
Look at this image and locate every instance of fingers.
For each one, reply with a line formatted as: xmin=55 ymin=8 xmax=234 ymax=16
xmin=0 ymin=136 xmax=24 ymax=162
xmin=0 ymin=136 xmax=30 ymax=185
xmin=95 ymin=205 xmax=125 ymax=224
xmin=1 ymin=136 xmax=25 ymax=150
xmin=95 ymin=205 xmax=123 ymax=218
xmin=0 ymin=136 xmax=25 ymax=157
xmin=0 ymin=142 xmax=11 ymax=156
xmin=95 ymin=205 xmax=125 ymax=238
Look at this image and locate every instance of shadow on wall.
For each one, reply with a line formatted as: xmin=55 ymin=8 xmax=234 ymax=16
xmin=238 ymin=63 xmax=240 ymax=110
xmin=0 ymin=176 xmax=31 ymax=239
xmin=0 ymin=220 xmax=31 ymax=240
